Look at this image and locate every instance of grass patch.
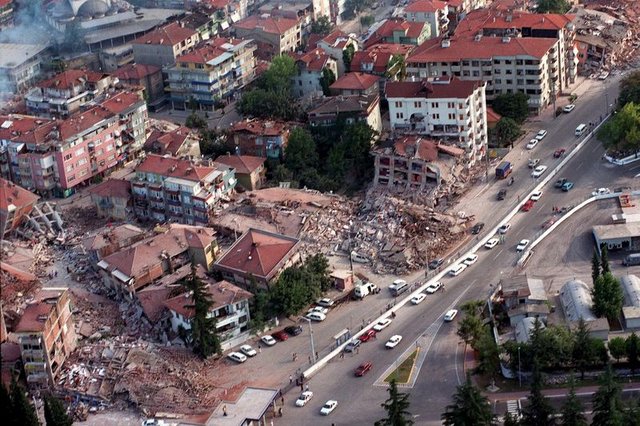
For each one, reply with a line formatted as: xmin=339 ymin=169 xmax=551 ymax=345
xmin=384 ymin=349 xmax=419 ymax=384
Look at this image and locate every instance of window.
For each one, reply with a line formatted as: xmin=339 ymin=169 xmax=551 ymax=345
xmin=414 ymin=101 xmax=422 ymax=108
xmin=395 ymin=101 xmax=402 ymax=107
xmin=64 ymin=153 xmax=72 ymax=161
xmin=448 ymin=113 xmax=455 ymax=120
xmin=494 ymin=69 xmax=501 ymax=74
xmin=472 ymin=71 xmax=480 ymax=77
xmin=495 ymin=79 xmax=502 ymax=84
xmin=77 ymin=158 xmax=87 ymax=166
xmin=471 ymin=61 xmax=479 ymax=67
xmin=396 ymin=112 xmax=404 ymax=119
xmin=431 ymin=102 xmax=439 ymax=108
xmin=462 ymin=60 xmax=470 ymax=66
xmin=75 ymin=147 xmax=84 ymax=156
xmin=463 ymin=70 xmax=470 ymax=76
xmin=506 ymin=79 xmax=513 ymax=85
xmin=447 ymin=102 xmax=455 ymax=108
xmin=432 ymin=113 xmax=439 ymax=119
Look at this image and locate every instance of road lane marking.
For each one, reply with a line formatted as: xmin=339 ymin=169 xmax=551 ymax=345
xmin=493 ymin=249 xmax=503 ymax=260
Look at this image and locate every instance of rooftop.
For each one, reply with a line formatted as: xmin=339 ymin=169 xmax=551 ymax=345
xmin=560 ymin=279 xmax=596 ymax=323
xmin=131 ymin=21 xmax=198 ymax=46
xmin=293 ymin=48 xmax=332 ymax=72
xmin=351 ymin=43 xmax=415 ymax=73
xmin=593 ymin=222 xmax=640 ymax=240
xmin=0 ymin=43 xmax=48 ymax=70
xmin=367 ymin=18 xmax=428 ymax=45
xmin=317 ymin=29 xmax=353 ymax=49
xmin=309 ymin=94 xmax=380 ymax=116
xmin=404 ymin=0 xmax=448 ymax=13
xmin=136 ymin=154 xmax=217 ymax=182
xmin=230 ymin=119 xmax=289 ymax=136
xmin=234 ymin=15 xmax=299 ymax=35
xmin=82 ymin=224 xmax=146 ymax=253
xmin=36 ymin=69 xmax=109 ymax=91
xmin=0 ymin=178 xmax=39 ymax=212
xmin=14 ymin=288 xmax=68 ymax=333
xmin=455 ymin=8 xmax=575 ymax=38
xmin=88 ymin=178 xmax=131 ymax=200
xmin=112 ymin=63 xmax=161 ymax=81
xmin=385 ymin=76 xmax=483 ymax=99
xmin=164 ymin=279 xmax=253 ymax=319
xmin=144 ymin=127 xmax=195 ymax=156
xmin=330 ymin=72 xmax=380 ymax=91
xmin=621 ymin=275 xmax=640 ymax=308
xmin=213 ymin=154 xmax=265 ymax=175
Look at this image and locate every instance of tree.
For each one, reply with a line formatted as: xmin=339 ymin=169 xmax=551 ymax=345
xmin=572 ymin=319 xmax=597 ymax=379
xmin=503 ymin=412 xmax=521 ymax=426
xmin=535 ymin=0 xmax=571 ymax=14
xmin=618 ymin=70 xmax=640 ymax=108
xmin=10 ymin=378 xmax=38 ymax=426
xmin=559 ymin=376 xmax=587 ymax=426
xmin=339 ymin=122 xmax=376 ymax=187
xmin=304 ymin=254 xmax=332 ymax=291
xmin=457 ymin=313 xmax=483 ymax=346
xmin=491 ymin=117 xmax=522 ymax=148
xmin=199 ymin=129 xmax=236 ymax=158
xmin=597 ymin=102 xmax=640 ymax=153
xmin=260 ymin=55 xmax=297 ymax=93
xmin=343 ymin=43 xmax=355 ymax=73
xmin=492 ymin=93 xmax=530 ymax=123
xmin=1 ymin=383 xmax=16 ymax=426
xmin=608 ymin=337 xmax=627 ymax=362
xmin=592 ymin=272 xmax=624 ymax=322
xmin=386 ymin=54 xmax=407 ymax=81
xmin=520 ymin=362 xmax=554 ymax=426
xmin=319 ymin=66 xmax=336 ymax=96
xmin=592 ymin=364 xmax=625 ymax=426
xmin=284 ymin=128 xmax=319 ymax=177
xmin=460 ymin=300 xmax=484 ymax=316
xmin=376 ymin=379 xmax=413 ymax=426
xmin=360 ymin=14 xmax=375 ymax=28
xmin=600 ymin=245 xmax=610 ymax=273
xmin=185 ymin=112 xmax=207 ymax=129
xmin=183 ymin=267 xmax=221 ymax=358
xmin=474 ymin=327 xmax=500 ymax=379
xmin=591 ymin=248 xmax=601 ymax=284
xmin=626 ymin=333 xmax=640 ymax=371
xmin=310 ymin=16 xmax=333 ymax=36
xmin=441 ymin=374 xmax=494 ymax=426
xmin=44 ymin=394 xmax=73 ymax=426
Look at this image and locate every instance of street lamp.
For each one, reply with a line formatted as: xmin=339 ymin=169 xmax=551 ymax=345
xmin=303 ymin=317 xmax=317 ymax=363
xmin=518 ymin=344 xmax=522 ymax=388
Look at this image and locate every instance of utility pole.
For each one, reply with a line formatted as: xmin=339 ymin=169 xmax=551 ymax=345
xmin=304 ymin=317 xmax=316 ymax=363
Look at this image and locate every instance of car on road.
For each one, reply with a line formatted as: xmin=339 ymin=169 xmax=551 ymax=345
xmin=306 ymin=312 xmax=327 ymax=322
xmin=555 ymin=178 xmax=568 ymax=188
xmin=272 ymin=330 xmax=289 ymax=341
xmin=295 ymin=391 xmax=313 ymax=407
xmin=526 ymin=139 xmax=539 ymax=149
xmin=521 ymin=200 xmax=534 ymax=212
xmin=307 ymin=306 xmax=329 ymax=315
xmin=470 ymin=222 xmax=484 ymax=234
xmin=359 ymin=329 xmax=377 ymax=342
xmin=448 ymin=263 xmax=467 ymax=276
xmin=554 ymin=148 xmax=566 ymax=158
xmin=497 ymin=189 xmax=507 ymax=200
xmin=385 ymin=335 xmax=403 ymax=349
xmin=516 ymin=239 xmax=530 ymax=252
xmin=227 ymin=352 xmax=247 ymax=363
xmin=484 ymin=238 xmax=499 ymax=249
xmin=530 ymin=191 xmax=543 ymax=201
xmin=316 ymin=298 xmax=334 ymax=308
xmin=260 ymin=335 xmax=276 ymax=346
xmin=531 ymin=165 xmax=548 ymax=178
xmin=285 ymin=325 xmax=303 ymax=336
xmin=598 ymin=71 xmax=609 ymax=80
xmin=425 ymin=281 xmax=443 ymax=293
xmin=592 ymin=187 xmax=611 ymax=196
xmin=373 ymin=318 xmax=393 ymax=331
xmin=428 ymin=258 xmax=444 ymax=269
xmin=528 ymin=158 xmax=540 ymax=168
xmin=239 ymin=345 xmax=257 ymax=357
xmin=498 ymin=223 xmax=511 ymax=234
xmin=614 ymin=186 xmax=631 ymax=193
xmin=344 ymin=340 xmax=361 ymax=353
xmin=444 ymin=309 xmax=458 ymax=322
xmin=535 ymin=129 xmax=548 ymax=140
xmin=462 ymin=254 xmax=478 ymax=266
xmin=320 ymin=400 xmax=338 ymax=415
xmin=411 ymin=293 xmax=427 ymax=304
xmin=563 ymin=104 xmax=576 ymax=113
xmin=562 ymin=181 xmax=574 ymax=191
xmin=355 ymin=361 xmax=373 ymax=376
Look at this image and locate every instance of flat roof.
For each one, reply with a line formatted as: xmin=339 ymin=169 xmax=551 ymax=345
xmin=0 ymin=43 xmax=48 ymax=69
xmin=205 ymin=387 xmax=278 ymax=425
xmin=623 ymin=306 xmax=640 ymax=321
xmin=593 ymin=222 xmax=640 ymax=240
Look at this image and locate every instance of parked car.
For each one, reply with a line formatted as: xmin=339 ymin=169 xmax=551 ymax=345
xmin=470 ymin=222 xmax=484 ymax=234
xmin=498 ymin=223 xmax=511 ymax=234
xmin=285 ymin=325 xmax=303 ymax=336
xmin=295 ymin=391 xmax=313 ymax=407
xmin=359 ymin=329 xmax=377 ymax=342
xmin=316 ymin=298 xmax=334 ymax=308
xmin=554 ymin=148 xmax=566 ymax=158
xmin=306 ymin=312 xmax=327 ymax=322
xmin=530 ymin=191 xmax=543 ymax=201
xmin=260 ymin=335 xmax=277 ymax=346
xmin=272 ymin=330 xmax=289 ymax=341
xmin=516 ymin=239 xmax=530 ymax=252
xmin=521 ymin=200 xmax=535 ymax=212
xmin=354 ymin=361 xmax=373 ymax=376
xmin=344 ymin=340 xmax=361 ymax=353
xmin=411 ymin=293 xmax=427 ymax=304
xmin=497 ymin=189 xmax=507 ymax=200
xmin=535 ymin=129 xmax=548 ymax=140
xmin=448 ymin=263 xmax=467 ymax=276
xmin=385 ymin=335 xmax=403 ymax=349
xmin=531 ymin=165 xmax=548 ymax=178
xmin=563 ymin=104 xmax=576 ymax=113
xmin=239 ymin=345 xmax=257 ymax=357
xmin=462 ymin=254 xmax=478 ymax=266
xmin=484 ymin=238 xmax=499 ymax=249
xmin=307 ymin=306 xmax=329 ymax=315
xmin=444 ymin=309 xmax=458 ymax=322
xmin=592 ymin=188 xmax=611 ymax=196
xmin=526 ymin=139 xmax=539 ymax=149
xmin=598 ymin=71 xmax=609 ymax=80
xmin=320 ymin=400 xmax=338 ymax=415
xmin=373 ymin=318 xmax=392 ymax=331
xmin=425 ymin=282 xmax=443 ymax=294
xmin=428 ymin=258 xmax=444 ymax=269
xmin=227 ymin=352 xmax=247 ymax=363
xmin=528 ymin=158 xmax=540 ymax=168
xmin=562 ymin=181 xmax=574 ymax=191
xmin=555 ymin=178 xmax=568 ymax=188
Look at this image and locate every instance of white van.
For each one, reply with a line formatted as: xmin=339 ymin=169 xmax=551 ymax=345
xmin=575 ymin=123 xmax=587 ymax=137
xmin=448 ymin=263 xmax=467 ymax=276
xmin=306 ymin=312 xmax=326 ymax=322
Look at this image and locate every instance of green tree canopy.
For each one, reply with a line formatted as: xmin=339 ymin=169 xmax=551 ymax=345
xmin=343 ymin=43 xmax=355 ymax=73
xmin=601 ymin=245 xmax=611 ymax=274
xmin=360 ymin=14 xmax=375 ymax=28
xmin=619 ymin=70 xmax=640 ymax=108
xmin=592 ymin=364 xmax=625 ymax=426
xmin=319 ymin=67 xmax=336 ymax=96
xmin=572 ymin=318 xmax=598 ymax=379
xmin=592 ymin=248 xmax=601 ymax=284
xmin=491 ymin=117 xmax=522 ymax=148
xmin=10 ymin=378 xmax=38 ymax=426
xmin=492 ymin=93 xmax=530 ymax=123
xmin=608 ymin=337 xmax=627 ymax=362
xmin=457 ymin=313 xmax=483 ymax=346
xmin=597 ymin=102 xmax=640 ymax=153
xmin=559 ymin=376 xmax=587 ymax=426
xmin=592 ymin=272 xmax=624 ymax=322
xmin=44 ymin=394 xmax=73 ymax=426
xmin=376 ymin=379 xmax=414 ymax=426
xmin=626 ymin=333 xmax=640 ymax=371
xmin=310 ymin=16 xmax=333 ymax=36
xmin=520 ymin=363 xmax=554 ymax=426
xmin=183 ymin=267 xmax=221 ymax=358
xmin=185 ymin=112 xmax=208 ymax=129
xmin=441 ymin=374 xmax=494 ymax=426
xmin=535 ymin=0 xmax=571 ymax=14
xmin=284 ymin=128 xmax=319 ymax=176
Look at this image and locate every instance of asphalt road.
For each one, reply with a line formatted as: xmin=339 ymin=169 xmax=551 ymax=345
xmin=277 ymin=76 xmax=639 ymax=425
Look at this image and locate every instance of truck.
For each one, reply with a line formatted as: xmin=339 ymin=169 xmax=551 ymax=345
xmin=623 ymin=253 xmax=640 ymax=266
xmin=353 ymin=282 xmax=380 ymax=299
xmin=495 ymin=161 xmax=512 ymax=179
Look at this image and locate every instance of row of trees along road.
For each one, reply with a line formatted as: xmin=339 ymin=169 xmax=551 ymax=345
xmin=1 ymin=377 xmax=73 ymax=426
xmin=597 ymin=70 xmax=640 ymax=155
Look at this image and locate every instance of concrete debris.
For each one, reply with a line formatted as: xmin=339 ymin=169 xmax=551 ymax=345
xmin=15 ymin=202 xmax=65 ymax=243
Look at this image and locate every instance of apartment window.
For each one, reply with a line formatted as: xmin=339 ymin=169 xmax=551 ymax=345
xmin=505 ymin=70 xmax=513 ymax=75
xmin=79 ymin=169 xmax=88 ymax=177
xmin=472 ymin=71 xmax=480 ymax=77
xmin=506 ymin=79 xmax=513 ymax=85
xmin=65 ymin=164 xmax=74 ymax=172
xmin=463 ymin=71 xmax=470 ymax=76
xmin=298 ymin=80 xmax=302 ymax=86
xmin=396 ymin=112 xmax=404 ymax=119
xmin=432 ymin=113 xmax=439 ymax=119
xmin=516 ymin=59 xmax=524 ymax=65
xmin=68 ymin=175 xmax=76 ymax=182
xmin=395 ymin=101 xmax=402 ymax=107
xmin=517 ymin=79 xmax=524 ymax=85
xmin=77 ymin=158 xmax=87 ymax=166
xmin=448 ymin=113 xmax=455 ymax=120
xmin=431 ymin=102 xmax=439 ymax=108
xmin=75 ymin=147 xmax=84 ymax=156
xmin=505 ymin=60 xmax=513 ymax=65
xmin=64 ymin=153 xmax=72 ymax=161
xmin=462 ymin=60 xmax=470 ymax=66
xmin=471 ymin=60 xmax=479 ymax=67
xmin=494 ymin=69 xmax=501 ymax=75
xmin=493 ymin=59 xmax=500 ymax=65
xmin=414 ymin=101 xmax=422 ymax=108
xmin=495 ymin=79 xmax=502 ymax=84
xmin=447 ymin=102 xmax=455 ymax=108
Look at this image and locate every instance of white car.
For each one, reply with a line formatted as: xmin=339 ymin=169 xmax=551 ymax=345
xmin=425 ymin=282 xmax=443 ymax=294
xmin=295 ymin=391 xmax=314 ymax=407
xmin=411 ymin=293 xmax=427 ymax=305
xmin=385 ymin=335 xmax=403 ymax=349
xmin=563 ymin=104 xmax=576 ymax=113
xmin=444 ymin=309 xmax=458 ymax=322
xmin=227 ymin=352 xmax=247 ymax=363
xmin=598 ymin=71 xmax=609 ymax=80
xmin=592 ymin=188 xmax=611 ymax=196
xmin=239 ymin=344 xmax=257 ymax=357
xmin=307 ymin=306 xmax=329 ymax=315
xmin=526 ymin=139 xmax=539 ymax=150
xmin=462 ymin=254 xmax=478 ymax=266
xmin=535 ymin=129 xmax=548 ymax=140
xmin=320 ymin=400 xmax=338 ymax=415
xmin=316 ymin=298 xmax=335 ymax=308
xmin=449 ymin=263 xmax=467 ymax=276
xmin=516 ymin=239 xmax=530 ymax=252
xmin=530 ymin=191 xmax=543 ymax=201
xmin=484 ymin=238 xmax=499 ymax=249
xmin=306 ymin=312 xmax=327 ymax=322
xmin=261 ymin=335 xmax=276 ymax=346
xmin=531 ymin=165 xmax=548 ymax=178
xmin=498 ymin=223 xmax=511 ymax=234
xmin=373 ymin=318 xmax=392 ymax=331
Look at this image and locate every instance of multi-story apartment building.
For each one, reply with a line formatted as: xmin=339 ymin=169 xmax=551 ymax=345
xmin=112 ymin=63 xmax=165 ymax=107
xmin=14 ymin=288 xmax=77 ymax=389
xmin=329 ymin=72 xmax=380 ymax=96
xmin=131 ymin=154 xmax=236 ymax=225
xmin=233 ymin=15 xmax=301 ymax=58
xmin=131 ymin=21 xmax=200 ymax=67
xmin=291 ymin=48 xmax=338 ymax=98
xmin=365 ymin=18 xmax=431 ymax=48
xmin=445 ymin=0 xmax=487 ymax=27
xmin=98 ymin=224 xmax=219 ymax=299
xmin=88 ymin=178 xmax=132 ymax=221
xmin=25 ymin=69 xmax=114 ymax=118
xmin=328 ymin=0 xmax=347 ymax=24
xmin=386 ymin=76 xmax=487 ymax=164
xmin=0 ymin=178 xmax=39 ymax=237
xmin=0 ymin=0 xmax=14 ymax=29
xmin=403 ymin=0 xmax=449 ymax=38
xmin=0 ymin=90 xmax=147 ymax=197
xmin=166 ymin=37 xmax=257 ymax=111
xmin=351 ymin=44 xmax=415 ymax=77
xmin=308 ymin=94 xmax=383 ymax=135
xmin=229 ymin=119 xmax=290 ymax=159
xmin=313 ymin=29 xmax=359 ymax=77
xmin=405 ymin=35 xmax=560 ymax=113
xmin=0 ymin=43 xmax=49 ymax=94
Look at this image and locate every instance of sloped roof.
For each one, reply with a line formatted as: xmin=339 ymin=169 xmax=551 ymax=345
xmin=293 ymin=48 xmax=333 ymax=72
xmin=393 ymin=136 xmax=438 ymax=161
xmin=455 ymin=8 xmax=575 ymax=38
xmin=330 ymin=72 xmax=380 ymax=91
xmin=0 ymin=178 xmax=39 ymax=212
xmin=309 ymin=94 xmax=379 ymax=116
xmin=621 ymin=275 xmax=640 ymax=307
xmin=385 ymin=76 xmax=483 ymax=99
xmin=351 ymin=44 xmax=415 ymax=73
xmin=112 ymin=63 xmax=161 ymax=80
xmin=234 ymin=15 xmax=299 ymax=35
xmin=317 ymin=29 xmax=352 ymax=49
xmin=230 ymin=119 xmax=289 ymax=136
xmin=88 ymin=178 xmax=131 ymax=199
xmin=131 ymin=21 xmax=198 ymax=46
xmin=14 ymin=289 xmax=67 ymax=333
xmin=36 ymin=69 xmax=110 ymax=90
xmin=136 ymin=154 xmax=216 ymax=182
xmin=404 ymin=0 xmax=448 ymax=13
xmin=164 ymin=279 xmax=253 ymax=319
xmin=559 ymin=279 xmax=596 ymax=322
xmin=213 ymin=155 xmax=265 ymax=175
xmin=486 ymin=106 xmax=502 ymax=123
xmin=82 ymin=224 xmax=145 ymax=252
xmin=144 ymin=126 xmax=195 ymax=156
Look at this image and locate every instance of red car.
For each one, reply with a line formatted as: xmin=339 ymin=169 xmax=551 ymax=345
xmin=272 ymin=330 xmax=289 ymax=341
xmin=521 ymin=200 xmax=535 ymax=212
xmin=554 ymin=148 xmax=566 ymax=158
xmin=355 ymin=361 xmax=373 ymax=377
xmin=359 ymin=329 xmax=377 ymax=342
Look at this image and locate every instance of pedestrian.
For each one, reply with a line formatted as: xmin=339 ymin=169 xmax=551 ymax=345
xmin=223 ymin=405 xmax=228 ymax=417
xmin=289 ymin=375 xmax=293 ymax=384
xmin=300 ymin=383 xmax=304 ymax=392
xmin=356 ymin=347 xmax=359 ymax=354
xmin=278 ymin=407 xmax=283 ymax=417
xmin=305 ymin=384 xmax=309 ymax=392
xmin=258 ymin=344 xmax=261 ymax=353
xmin=315 ymin=351 xmax=318 ymax=360
xmin=281 ymin=396 xmax=284 ymax=405
xmin=54 ymin=270 xmax=57 ymax=277
xmin=308 ymin=355 xmax=312 ymax=364
xmin=292 ymin=353 xmax=296 ymax=362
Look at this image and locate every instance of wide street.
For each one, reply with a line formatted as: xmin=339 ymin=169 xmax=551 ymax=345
xmin=270 ymin=74 xmax=639 ymax=424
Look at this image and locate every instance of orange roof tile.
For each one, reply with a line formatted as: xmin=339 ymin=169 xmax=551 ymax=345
xmin=112 ymin=63 xmax=161 ymax=81
xmin=404 ymin=0 xmax=448 ymax=13
xmin=131 ymin=21 xmax=198 ymax=46
xmin=293 ymin=49 xmax=332 ymax=72
xmin=163 ymin=279 xmax=253 ymax=319
xmin=318 ymin=29 xmax=351 ymax=49
xmin=177 ymin=37 xmax=243 ymax=64
xmin=393 ymin=135 xmax=439 ymax=161
xmin=0 ymin=178 xmax=39 ymax=212
xmin=136 ymin=154 xmax=216 ymax=182
xmin=230 ymin=119 xmax=289 ymax=136
xmin=330 ymin=72 xmax=380 ymax=91
xmin=36 ymin=69 xmax=110 ymax=90
xmin=455 ymin=9 xmax=575 ymax=38
xmin=351 ymin=44 xmax=415 ymax=74
xmin=234 ymin=15 xmax=299 ymax=35
xmin=0 ymin=261 xmax=38 ymax=283
xmin=0 ymin=115 xmax=56 ymax=145
xmin=486 ymin=106 xmax=502 ymax=123
xmin=144 ymin=126 xmax=194 ymax=156
xmin=100 ymin=91 xmax=144 ymax=115
xmin=14 ymin=289 xmax=67 ymax=333
xmin=213 ymin=155 xmax=265 ymax=175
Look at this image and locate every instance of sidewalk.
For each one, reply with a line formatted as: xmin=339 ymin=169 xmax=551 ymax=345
xmin=485 ymin=382 xmax=640 ymax=402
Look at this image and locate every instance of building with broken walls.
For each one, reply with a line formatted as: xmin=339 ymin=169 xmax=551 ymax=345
xmin=13 ymin=287 xmax=77 ymax=390
xmin=229 ymin=119 xmax=291 ymax=159
xmin=0 ymin=178 xmax=39 ymax=237
xmin=82 ymin=223 xmax=146 ymax=263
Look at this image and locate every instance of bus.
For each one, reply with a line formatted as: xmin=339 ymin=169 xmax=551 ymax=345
xmin=389 ymin=279 xmax=408 ymax=297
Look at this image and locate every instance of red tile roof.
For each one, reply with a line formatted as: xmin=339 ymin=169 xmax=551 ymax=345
xmin=394 ymin=136 xmax=438 ymax=161
xmin=351 ymin=44 xmax=415 ymax=74
xmin=88 ymin=178 xmax=131 ymax=200
xmin=37 ymin=69 xmax=110 ymax=90
xmin=213 ymin=155 xmax=265 ymax=175
xmin=14 ymin=289 xmax=67 ymax=333
xmin=0 ymin=261 xmax=38 ymax=283
xmin=164 ymin=278 xmax=253 ymax=319
xmin=293 ymin=49 xmax=333 ymax=72
xmin=136 ymin=154 xmax=216 ymax=182
xmin=0 ymin=115 xmax=56 ymax=145
xmin=386 ymin=76 xmax=483 ymax=99
xmin=215 ymin=228 xmax=299 ymax=280
xmin=100 ymin=90 xmax=144 ymax=115
xmin=371 ymin=18 xmax=428 ymax=40
xmin=112 ymin=63 xmax=161 ymax=81
xmin=234 ymin=15 xmax=299 ymax=35
xmin=144 ymin=126 xmax=195 ymax=156
xmin=455 ymin=9 xmax=575 ymax=38
xmin=0 ymin=0 xmax=13 ymax=8
xmin=0 ymin=178 xmax=39 ymax=212
xmin=330 ymin=72 xmax=380 ymax=91
xmin=177 ymin=37 xmax=243 ymax=64
xmin=404 ymin=0 xmax=448 ymax=13
xmin=407 ymin=35 xmax=557 ymax=63
xmin=81 ymin=224 xmax=145 ymax=253
xmin=486 ymin=106 xmax=502 ymax=124
xmin=131 ymin=21 xmax=198 ymax=46
xmin=230 ymin=119 xmax=289 ymax=136
xmin=317 ymin=29 xmax=352 ymax=49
